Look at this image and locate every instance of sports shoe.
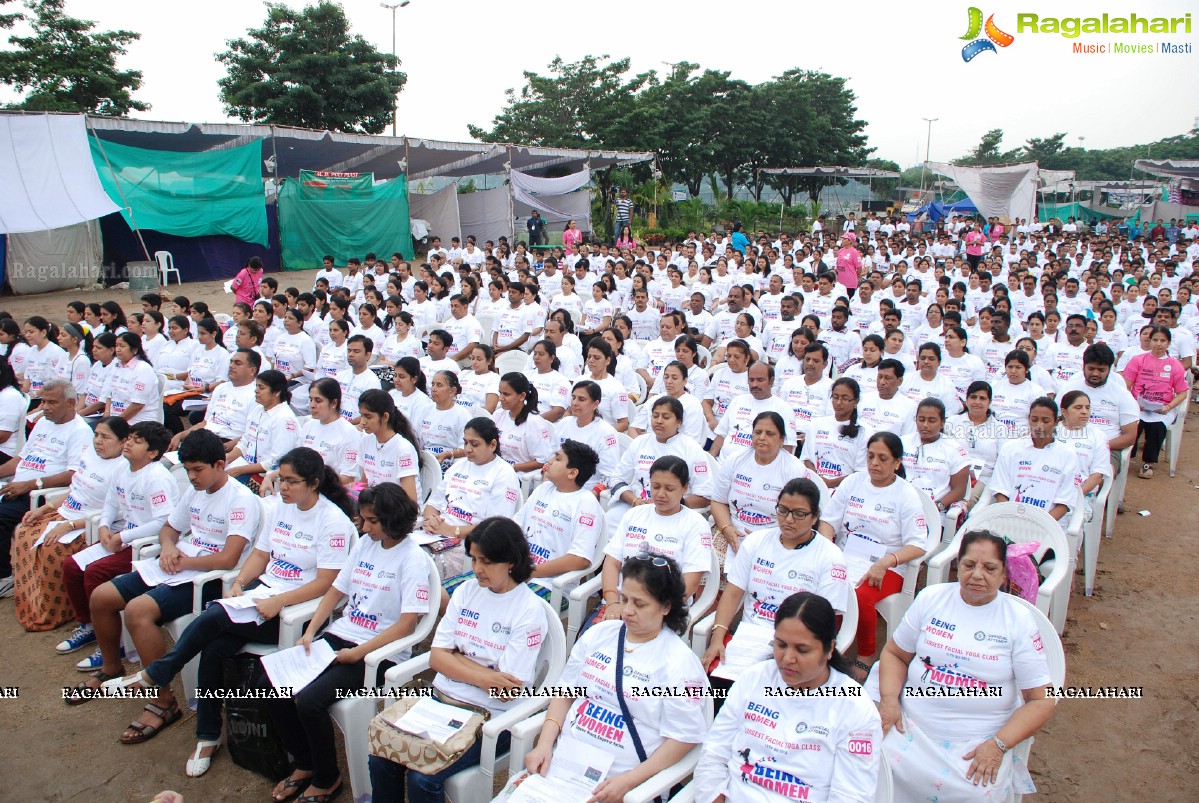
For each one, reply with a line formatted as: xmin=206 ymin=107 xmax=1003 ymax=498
xmin=0 ymin=575 xmax=13 ymax=598
xmin=55 ymin=623 xmax=95 ymax=654
xmin=75 ymin=645 xmax=124 ymax=672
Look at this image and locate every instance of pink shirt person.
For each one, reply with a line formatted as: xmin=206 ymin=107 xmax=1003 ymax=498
xmin=231 ymin=261 xmax=264 ymax=306
xmin=835 ymin=234 xmax=862 ymax=290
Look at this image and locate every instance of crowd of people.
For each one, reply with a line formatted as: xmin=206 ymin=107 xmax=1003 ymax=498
xmin=1 ymin=209 xmax=1194 ymax=801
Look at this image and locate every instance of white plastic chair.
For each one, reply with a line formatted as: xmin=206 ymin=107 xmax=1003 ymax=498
xmin=330 ymin=552 xmax=441 ymax=803
xmin=507 ymin=695 xmax=715 ymax=803
xmin=1010 ymin=595 xmax=1066 ymax=803
xmin=631 ymin=373 xmax=648 ymax=406
xmin=1082 ymin=478 xmax=1112 ymax=597
xmin=1164 ymin=394 xmax=1189 ymax=477
xmin=544 ymin=509 xmax=609 ymax=615
xmin=381 ymin=599 xmax=567 ymax=803
xmin=495 ymin=350 xmax=528 ymax=375
xmin=477 ymin=315 xmax=495 ymax=345
xmin=930 ymin=501 xmax=1072 ymax=633
xmin=1103 ymin=446 xmax=1131 ymax=539
xmin=154 ymin=250 xmax=180 ymax=286
xmin=418 ymin=450 xmax=441 ymax=507
xmin=874 ymin=492 xmax=942 ymax=644
xmin=696 ymin=344 xmax=713 ymax=368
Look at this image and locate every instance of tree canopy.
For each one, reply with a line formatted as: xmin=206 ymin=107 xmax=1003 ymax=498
xmin=217 ymin=1 xmax=404 ymax=134
xmin=953 ymin=127 xmax=1199 ymax=180
xmin=469 ymin=55 xmax=873 ymax=203
xmin=0 ymin=0 xmax=148 ymax=116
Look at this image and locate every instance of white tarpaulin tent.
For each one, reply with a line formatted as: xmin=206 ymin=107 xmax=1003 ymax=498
xmin=927 ymin=161 xmax=1039 ymax=222
xmin=0 ymin=114 xmax=119 ymax=233
xmin=456 ymin=185 xmax=593 ymax=245
xmin=410 ymin=183 xmax=463 ymax=243
xmin=6 ymin=220 xmax=104 ymax=295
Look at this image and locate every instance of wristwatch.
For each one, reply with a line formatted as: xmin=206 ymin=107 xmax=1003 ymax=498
xmin=35 ymin=478 xmax=44 ymax=490
xmin=992 ymin=734 xmax=1009 ymax=753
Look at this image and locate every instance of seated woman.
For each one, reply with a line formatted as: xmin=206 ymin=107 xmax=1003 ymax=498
xmin=1056 ymin=390 xmax=1112 ymax=519
xmin=947 ymin=380 xmax=1011 ymax=502
xmin=225 ymin=370 xmax=301 ymax=490
xmin=844 ymin=334 xmax=885 ymax=396
xmin=163 ymin=319 xmax=230 ymax=434
xmin=105 ymin=333 xmax=163 ymax=425
xmin=76 ymin=332 xmax=117 ymax=418
xmin=390 ymin=357 xmax=436 ymax=437
xmin=420 ymin=370 xmax=473 ymax=467
xmin=821 ymin=432 xmax=929 ymax=680
xmin=368 ymin=517 xmax=551 ymax=803
xmin=423 ymin=417 xmax=522 ymax=588
xmin=491 ymin=372 xmax=555 ymax=478
xmin=711 ymin=411 xmax=829 ymax=561
xmin=273 ymin=309 xmax=318 ymax=414
xmin=990 ymin=396 xmax=1079 ymax=531
xmin=610 ymin=397 xmax=714 ymax=528
xmin=518 ymin=440 xmax=606 ymax=597
xmin=459 ymin=345 xmax=500 ymax=414
xmin=590 ymin=456 xmax=712 ymax=633
xmin=263 ymin=378 xmax=359 ymax=492
xmin=879 ymin=531 xmax=1055 ymax=801
xmin=266 ymin=483 xmax=433 ymax=803
xmin=630 ymin=360 xmax=707 ymax=444
xmin=989 ymin=350 xmax=1047 ymax=432
xmin=523 ymin=340 xmax=571 ymax=423
xmin=901 ymin=398 xmax=971 ymax=524
xmin=801 ymin=377 xmax=871 ymax=490
xmin=695 ymin=592 xmax=882 ymax=802
xmin=14 ymin=417 xmax=129 ymax=633
xmin=581 ymin=338 xmax=630 ymax=432
xmin=314 ymin=319 xmax=349 ymax=380
xmin=521 ymin=555 xmax=709 ymax=799
xmin=356 ymin=389 xmax=421 ymax=503
xmin=103 ymin=447 xmax=355 ymax=778
xmin=552 ymin=381 xmax=621 ymax=491
xmin=650 ymin=335 xmax=710 ymax=399
xmin=702 ymin=480 xmax=848 ymax=685
xmin=704 ymin=339 xmax=752 ymax=430
xmin=1122 ymin=324 xmax=1189 ymax=480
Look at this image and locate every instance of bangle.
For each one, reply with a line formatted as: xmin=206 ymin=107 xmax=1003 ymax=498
xmin=712 ymin=624 xmax=729 ymax=633
xmin=992 ymin=734 xmax=1009 ymax=753
xmin=544 ymin=716 xmax=562 ymax=731
xmin=232 ymin=579 xmax=245 ymax=589
xmin=891 ymin=554 xmax=900 ymax=568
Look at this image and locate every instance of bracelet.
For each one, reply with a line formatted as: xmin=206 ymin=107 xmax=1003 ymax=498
xmin=712 ymin=624 xmax=729 ymax=633
xmin=992 ymin=734 xmax=1009 ymax=753
xmin=891 ymin=554 xmax=900 ymax=568
xmin=231 ymin=579 xmax=245 ymax=589
xmin=544 ymin=716 xmax=562 ymax=731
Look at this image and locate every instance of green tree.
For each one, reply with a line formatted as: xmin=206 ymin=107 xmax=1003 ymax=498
xmin=217 ymin=2 xmax=404 ymax=134
xmin=0 ymin=0 xmax=147 ymax=116
xmin=864 ymin=158 xmax=902 ymax=197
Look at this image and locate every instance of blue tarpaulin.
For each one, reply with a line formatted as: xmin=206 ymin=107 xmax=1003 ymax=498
xmin=908 ymin=199 xmax=979 ymax=222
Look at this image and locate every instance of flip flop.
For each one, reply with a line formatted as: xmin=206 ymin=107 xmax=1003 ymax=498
xmin=120 ymin=700 xmax=182 ymax=744
xmin=298 ymin=781 xmax=344 ymax=803
xmin=272 ymin=775 xmax=312 ymax=803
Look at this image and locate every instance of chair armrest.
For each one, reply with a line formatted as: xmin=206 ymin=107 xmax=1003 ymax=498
xmin=383 ymin=653 xmax=432 ymax=692
xmin=624 ymin=745 xmax=703 ymax=803
xmin=363 ymin=633 xmax=428 ymax=687
xmin=128 ymin=535 xmax=161 ymax=562
xmin=508 ymin=712 xmax=547 ymax=775
xmin=668 ymin=781 xmax=699 ymax=803
xmin=189 ymin=569 xmax=229 ymax=613
xmin=29 ymin=488 xmax=69 ymax=510
xmin=479 ymin=697 xmax=554 ymax=784
xmin=568 ymin=572 xmax=604 ymax=604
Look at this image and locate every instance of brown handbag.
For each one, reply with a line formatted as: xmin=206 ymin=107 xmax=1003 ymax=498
xmin=368 ymin=689 xmax=491 ymax=775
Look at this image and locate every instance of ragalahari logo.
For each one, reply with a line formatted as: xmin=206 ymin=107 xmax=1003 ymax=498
xmin=960 ymin=7 xmax=1015 ymax=61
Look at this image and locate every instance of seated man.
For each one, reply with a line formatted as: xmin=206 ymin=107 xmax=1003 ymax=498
xmin=76 ymin=430 xmax=261 ymax=743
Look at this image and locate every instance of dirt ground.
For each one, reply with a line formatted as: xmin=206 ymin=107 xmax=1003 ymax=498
xmin=1 ymin=271 xmax=1197 ymax=801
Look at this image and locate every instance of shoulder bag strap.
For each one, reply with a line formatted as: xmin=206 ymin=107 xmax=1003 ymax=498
xmin=614 ymin=624 xmax=649 ymax=764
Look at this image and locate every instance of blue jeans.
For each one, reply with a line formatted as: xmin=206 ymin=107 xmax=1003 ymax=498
xmin=142 ymin=582 xmax=280 ymax=740
xmin=368 ymin=730 xmax=511 ymax=803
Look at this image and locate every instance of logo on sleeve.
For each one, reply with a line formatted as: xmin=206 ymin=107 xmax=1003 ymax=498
xmin=230 ymin=508 xmax=246 ymax=524
xmin=505 ymin=488 xmax=520 ymax=503
xmin=527 ymin=628 xmax=543 ymax=648
xmin=329 ymin=535 xmax=347 ymax=550
xmin=848 ymin=730 xmax=874 ymax=758
xmin=151 ymin=492 xmax=167 ymax=506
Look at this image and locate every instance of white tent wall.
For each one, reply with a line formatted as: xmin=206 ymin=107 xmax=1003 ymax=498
xmin=409 ymin=183 xmax=462 ymax=243
xmin=5 ymin=219 xmax=103 ymax=294
xmin=457 ymin=186 xmax=512 ymax=244
xmin=514 ymin=189 xmax=592 ymax=237
xmin=927 ymin=162 xmax=1038 ymax=222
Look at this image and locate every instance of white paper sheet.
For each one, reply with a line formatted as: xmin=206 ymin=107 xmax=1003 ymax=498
xmin=71 ymin=541 xmax=119 ymax=570
xmin=132 ymin=541 xmax=210 ymax=586
xmin=505 ymin=738 xmax=614 ymax=803
xmin=412 ymin=531 xmax=448 ymax=546
xmin=215 ymin=587 xmax=276 ymax=624
xmin=389 ymin=697 xmax=475 ymax=744
xmin=29 ymin=520 xmax=85 ymax=550
xmin=260 ymin=640 xmax=337 ymax=692
xmin=710 ymin=621 xmax=774 ymax=681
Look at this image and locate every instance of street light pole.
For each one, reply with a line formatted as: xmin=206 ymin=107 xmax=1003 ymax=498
xmin=380 ymin=1 xmax=411 ymax=137
xmin=918 ymin=117 xmax=938 ymax=200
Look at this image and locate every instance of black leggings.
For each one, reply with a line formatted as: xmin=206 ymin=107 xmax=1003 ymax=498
xmin=1137 ymin=420 xmax=1168 ymax=464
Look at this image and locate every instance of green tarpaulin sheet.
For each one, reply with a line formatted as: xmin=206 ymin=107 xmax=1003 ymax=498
xmin=278 ymin=174 xmax=413 ymax=271
xmin=90 ymin=138 xmax=268 ymax=245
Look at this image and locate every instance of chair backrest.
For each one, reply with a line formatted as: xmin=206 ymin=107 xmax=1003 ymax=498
xmin=961 ymin=502 xmax=1070 ymax=568
xmin=477 ymin=315 xmax=495 ymax=344
xmin=615 ymin=431 xmax=632 ymax=456
xmin=530 ymin=598 xmax=568 ymax=687
xmin=686 ymin=549 xmax=722 ymax=631
xmin=496 ymin=351 xmax=527 ymax=375
xmin=1007 ymin=595 xmax=1066 ymax=686
xmin=632 ymin=373 xmax=648 ymax=405
xmin=696 ymin=345 xmax=712 ymax=369
xmin=418 ymin=450 xmax=441 ymax=507
xmin=154 ymin=250 xmax=173 ymax=269
xmin=835 ymin=585 xmax=858 ymax=654
xmin=899 ymin=491 xmax=943 ymax=597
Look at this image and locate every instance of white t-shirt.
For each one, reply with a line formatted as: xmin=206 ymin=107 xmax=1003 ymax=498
xmin=299 ymin=417 xmax=362 ymax=479
xmin=800 ymin=415 xmax=870 ymax=482
xmin=1056 ymin=376 xmax=1138 ymax=444
xmin=989 ymin=437 xmax=1079 ymax=522
xmin=335 ymin=368 xmax=382 ymax=422
xmin=589 ymin=374 xmax=631 ymax=427
xmin=442 ymin=315 xmax=484 ymax=355
xmin=81 ymin=359 xmax=115 ymax=408
xmin=459 ymin=370 xmax=500 ymax=411
xmin=101 ymin=460 xmax=177 ymax=545
xmin=155 ymin=339 xmax=200 ymax=392
xmin=778 ymin=376 xmax=832 ymax=431
xmin=693 ymin=662 xmax=881 ymax=803
xmin=558 ymin=621 xmax=710 ymax=774
xmin=57 ymin=447 xmax=124 ymax=520
xmin=900 ymin=434 xmax=971 ymax=503
xmin=430 ymin=456 xmax=521 ymax=527
xmin=900 ymin=371 xmax=961 ymax=414
xmin=603 ymin=504 xmax=712 ymax=584
xmin=254 ymin=495 xmax=353 ymax=591
xmin=167 ymin=479 xmax=261 ymax=558
xmin=988 ymin=377 xmax=1047 ymax=430
xmin=432 ymin=580 xmax=548 ymax=714
xmin=109 ymin=359 xmax=163 ymax=424
xmin=14 ymin=414 xmax=93 ymax=482
xmin=841 ymin=362 xmax=879 ymax=396
xmin=945 ymin=413 xmax=1011 ymax=484
xmin=518 ymin=482 xmax=605 ymax=589
xmin=1048 ymin=341 xmax=1088 ymax=388
xmin=391 ymin=390 xmax=436 ymax=446
xmin=894 ymin=583 xmax=1051 ymax=740
xmin=419 ymin=403 xmax=472 ymax=458
xmin=524 ymin=369 xmax=571 ymax=415
xmin=204 ymin=381 xmax=257 ymax=440
xmin=358 ymin=433 xmax=420 ymax=497
xmin=0 ymin=385 xmax=27 ymax=456
xmin=615 ymin=432 xmax=714 ymax=502
xmin=1056 ymin=424 xmax=1112 ymax=487
xmin=491 ymin=409 xmax=556 ymax=467
xmin=706 ymin=366 xmax=751 ymax=421
xmin=712 ymin=450 xmax=828 ymax=534
xmin=184 ymin=346 xmax=231 ymax=393
xmin=272 ymin=331 xmax=317 ymax=381
xmin=23 ymin=342 xmax=68 ymax=396
xmin=326 ymin=535 xmax=433 ymax=652
xmin=857 ymin=392 xmax=916 ymax=438
xmin=632 ymin=392 xmax=708 ymax=445
xmin=714 ymin=394 xmax=798 ymax=460
xmin=553 ymin=416 xmax=621 ymax=488
xmin=939 ymin=352 xmax=987 ymax=400
xmin=54 ymin=350 xmax=92 ymax=392
xmin=822 ymin=473 xmax=929 ymax=581
xmin=236 ymin=402 xmax=300 ymax=471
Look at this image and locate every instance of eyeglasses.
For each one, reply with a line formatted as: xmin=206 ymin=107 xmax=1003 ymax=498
xmin=630 ymin=550 xmax=675 ymax=574
xmin=775 ymin=506 xmax=813 ymax=521
xmin=278 ymin=476 xmax=306 ymax=487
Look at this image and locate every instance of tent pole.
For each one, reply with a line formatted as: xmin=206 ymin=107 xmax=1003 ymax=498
xmin=86 ymin=114 xmax=153 ymax=264
xmin=507 ymin=146 xmax=515 ymax=245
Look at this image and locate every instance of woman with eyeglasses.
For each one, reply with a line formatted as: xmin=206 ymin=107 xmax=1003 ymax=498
xmin=263 ymin=378 xmax=359 ymax=493
xmin=902 ymin=398 xmax=971 ymax=528
xmin=702 ymin=480 xmax=848 ymax=688
xmin=696 ymin=592 xmax=881 ymax=801
xmin=878 ymin=531 xmax=1055 ymax=802
xmin=821 ymin=431 xmax=930 ymax=680
xmin=590 ymin=456 xmax=712 ymax=635
xmin=519 ymin=554 xmax=709 ymax=801
xmin=800 ymin=377 xmax=870 ymax=490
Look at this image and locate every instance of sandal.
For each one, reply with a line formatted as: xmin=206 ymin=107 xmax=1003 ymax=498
xmin=272 ymin=774 xmax=313 ymax=803
xmin=102 ymin=670 xmax=157 ymax=694
xmin=1138 ymin=464 xmax=1153 ymax=479
xmin=120 ymin=700 xmax=182 ymax=745
xmin=298 ymin=781 xmax=344 ymax=803
xmin=65 ymin=670 xmax=121 ymax=706
xmin=185 ymin=739 xmax=222 ymax=778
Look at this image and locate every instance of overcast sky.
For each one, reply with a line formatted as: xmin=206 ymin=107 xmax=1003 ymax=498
xmin=3 ymin=0 xmax=1195 ymax=167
